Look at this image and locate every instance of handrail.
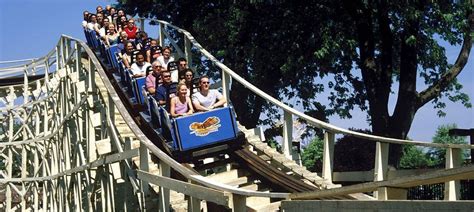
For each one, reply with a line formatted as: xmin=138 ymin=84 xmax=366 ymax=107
xmin=146 ymin=19 xmax=474 ymax=150
xmin=0 ymin=58 xmax=38 ymax=64
xmin=0 ymin=77 xmax=61 ymax=112
xmin=62 ymin=34 xmax=291 ymax=199
xmin=0 ymin=45 xmax=56 ymax=78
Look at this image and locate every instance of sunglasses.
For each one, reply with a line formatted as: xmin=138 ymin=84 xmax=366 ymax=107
xmin=163 ymin=75 xmax=171 ymax=78
xmin=201 ymin=82 xmax=210 ymax=84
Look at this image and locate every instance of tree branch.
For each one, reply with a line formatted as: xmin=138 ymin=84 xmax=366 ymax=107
xmin=417 ymin=12 xmax=473 ymax=108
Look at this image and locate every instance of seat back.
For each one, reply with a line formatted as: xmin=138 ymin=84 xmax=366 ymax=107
xmin=150 ymin=97 xmax=161 ymax=128
xmin=142 ymin=85 xmax=150 ymax=114
xmin=132 ymin=77 xmax=146 ymax=104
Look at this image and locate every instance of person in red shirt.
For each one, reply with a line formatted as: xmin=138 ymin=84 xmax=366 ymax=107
xmin=124 ymin=18 xmax=139 ymax=40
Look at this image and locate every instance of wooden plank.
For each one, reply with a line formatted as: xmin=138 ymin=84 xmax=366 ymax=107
xmin=76 ymin=81 xmax=86 ymax=93
xmin=136 ymin=170 xmax=230 ymax=207
xmin=96 ymin=139 xmax=112 ymax=155
xmin=290 ymin=164 xmax=474 ymax=200
xmin=69 ymin=72 xmax=79 ymax=83
xmin=89 ymin=112 xmax=102 ymax=127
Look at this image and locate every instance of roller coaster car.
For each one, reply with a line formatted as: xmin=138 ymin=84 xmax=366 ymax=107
xmin=158 ymin=106 xmax=244 ymax=161
xmin=84 ymin=29 xmax=245 ymax=161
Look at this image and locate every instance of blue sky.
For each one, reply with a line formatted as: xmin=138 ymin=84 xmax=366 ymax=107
xmin=1 ymin=0 xmax=472 ymax=142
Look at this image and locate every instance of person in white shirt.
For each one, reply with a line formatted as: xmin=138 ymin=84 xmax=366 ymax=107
xmin=156 ymin=46 xmax=175 ymax=70
xmin=82 ymin=11 xmax=89 ymax=29
xmin=87 ymin=14 xmax=99 ymax=31
xmin=130 ymin=52 xmax=151 ymax=78
xmin=192 ymin=76 xmax=227 ymax=112
xmin=94 ymin=13 xmax=105 ymax=34
xmin=98 ymin=18 xmax=110 ymax=39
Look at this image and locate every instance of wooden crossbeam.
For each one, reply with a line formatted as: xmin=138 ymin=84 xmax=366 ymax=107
xmin=290 ymin=165 xmax=474 ymax=200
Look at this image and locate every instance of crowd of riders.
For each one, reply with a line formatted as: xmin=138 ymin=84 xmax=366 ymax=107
xmin=82 ymin=5 xmax=226 ymax=118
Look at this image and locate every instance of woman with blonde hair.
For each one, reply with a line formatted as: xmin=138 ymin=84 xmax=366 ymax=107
xmin=170 ymin=83 xmax=193 ymax=118
xmin=105 ymin=23 xmax=120 ymax=46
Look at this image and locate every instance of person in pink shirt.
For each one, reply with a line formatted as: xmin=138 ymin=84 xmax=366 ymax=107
xmin=146 ymin=61 xmax=162 ymax=94
xmin=170 ymin=83 xmax=194 ymax=118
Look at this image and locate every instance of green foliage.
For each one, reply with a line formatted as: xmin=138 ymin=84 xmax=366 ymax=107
xmin=266 ymin=138 xmax=281 ymax=152
xmin=116 ymin=1 xmax=473 ymax=166
xmin=301 ymin=137 xmax=323 ymax=172
xmin=333 ymin=129 xmax=376 ymax=171
xmin=399 ymin=145 xmax=436 ymax=169
xmin=428 ymin=124 xmax=467 ymax=166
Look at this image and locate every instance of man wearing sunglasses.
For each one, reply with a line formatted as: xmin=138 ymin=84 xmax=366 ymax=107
xmin=146 ymin=61 xmax=162 ymax=94
xmin=192 ymin=76 xmax=226 ymax=112
xmin=155 ymin=71 xmax=175 ymax=111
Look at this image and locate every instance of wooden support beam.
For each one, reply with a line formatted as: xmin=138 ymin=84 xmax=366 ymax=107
xmin=282 ymin=111 xmax=293 ymax=159
xmin=290 ymin=164 xmax=474 ymax=200
xmin=322 ymin=131 xmax=335 ymax=183
xmin=231 ymin=194 xmax=246 ymax=212
xmin=184 ymin=35 xmax=193 ymax=68
xmin=136 ymin=170 xmax=229 ymax=207
xmin=159 ymin=162 xmax=171 ymax=212
xmin=444 ymin=148 xmax=462 ymax=200
xmin=373 ymin=142 xmax=389 ymax=200
xmin=159 ymin=23 xmax=165 ymax=47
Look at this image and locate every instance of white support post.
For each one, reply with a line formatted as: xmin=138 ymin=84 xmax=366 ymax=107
xmin=184 ymin=35 xmax=192 ymax=67
xmin=33 ymin=148 xmax=39 ymax=211
xmin=75 ymin=42 xmax=81 ymax=75
xmin=139 ymin=144 xmax=150 ymax=210
xmin=282 ymin=110 xmax=293 ymax=159
xmin=21 ymin=66 xmax=29 ymax=211
xmin=159 ymin=162 xmax=171 ymax=212
xmin=140 ymin=18 xmax=145 ymax=32
xmin=60 ymin=37 xmax=66 ymax=69
xmin=139 ymin=144 xmax=150 ymax=184
xmin=108 ymin=94 xmax=115 ymax=127
xmin=221 ymin=70 xmax=230 ymax=106
xmin=322 ymin=131 xmax=335 ymax=183
xmin=187 ymin=181 xmax=201 ymax=212
xmin=373 ymin=141 xmax=389 ymax=200
xmin=56 ymin=44 xmax=61 ymax=70
xmin=45 ymin=59 xmax=50 ymax=85
xmin=231 ymin=194 xmax=246 ymax=212
xmin=6 ymin=87 xmax=14 ymax=211
xmin=159 ymin=23 xmax=165 ymax=47
xmin=65 ymin=38 xmax=71 ymax=62
xmin=445 ymin=147 xmax=462 ymax=200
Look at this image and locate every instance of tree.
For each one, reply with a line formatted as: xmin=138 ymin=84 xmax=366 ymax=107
xmin=302 ymin=129 xmax=376 ymax=172
xmin=428 ymin=124 xmax=468 ymax=166
xmin=301 ymin=137 xmax=324 ymax=172
xmin=116 ymin=1 xmax=473 ymax=166
xmin=399 ymin=145 xmax=435 ymax=169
